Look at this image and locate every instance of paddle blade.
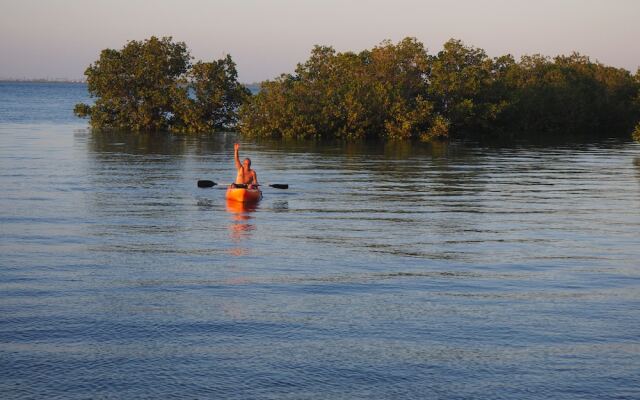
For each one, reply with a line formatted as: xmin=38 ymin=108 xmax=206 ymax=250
xmin=269 ymin=184 xmax=288 ymax=189
xmin=197 ymin=180 xmax=216 ymax=188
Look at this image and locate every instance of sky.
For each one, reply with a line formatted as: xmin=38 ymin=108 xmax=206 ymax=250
xmin=1 ymin=0 xmax=639 ymax=82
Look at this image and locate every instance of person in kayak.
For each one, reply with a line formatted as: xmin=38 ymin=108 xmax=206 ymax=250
xmin=232 ymin=143 xmax=259 ymax=189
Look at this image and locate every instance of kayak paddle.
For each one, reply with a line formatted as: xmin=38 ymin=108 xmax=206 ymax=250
xmin=197 ymin=180 xmax=216 ymax=188
xmin=197 ymin=180 xmax=287 ymax=189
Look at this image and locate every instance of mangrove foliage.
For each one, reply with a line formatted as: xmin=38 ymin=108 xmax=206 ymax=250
xmin=240 ymin=38 xmax=640 ymax=141
xmin=75 ymin=36 xmax=640 ymax=141
xmin=74 ymin=36 xmax=250 ymax=132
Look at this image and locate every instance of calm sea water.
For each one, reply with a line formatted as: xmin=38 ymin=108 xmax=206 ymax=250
xmin=1 ymin=82 xmax=639 ymax=399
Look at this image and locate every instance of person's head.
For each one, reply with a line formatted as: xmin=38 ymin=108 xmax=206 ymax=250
xmin=243 ymin=158 xmax=251 ymax=169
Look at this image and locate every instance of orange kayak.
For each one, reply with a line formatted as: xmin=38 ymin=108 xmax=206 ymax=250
xmin=225 ymin=185 xmax=262 ymax=203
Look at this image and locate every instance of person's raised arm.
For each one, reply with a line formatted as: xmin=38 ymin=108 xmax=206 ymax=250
xmin=234 ymin=143 xmax=241 ymax=170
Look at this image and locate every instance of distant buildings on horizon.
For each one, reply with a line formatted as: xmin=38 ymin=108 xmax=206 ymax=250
xmin=0 ymin=77 xmax=86 ymax=83
xmin=1 ymin=79 xmax=261 ymax=90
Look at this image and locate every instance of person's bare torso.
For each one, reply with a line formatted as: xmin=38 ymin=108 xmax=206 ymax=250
xmin=235 ymin=167 xmax=256 ymax=185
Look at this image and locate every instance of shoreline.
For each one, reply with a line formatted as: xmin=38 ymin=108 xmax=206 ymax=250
xmin=0 ymin=79 xmax=86 ymax=84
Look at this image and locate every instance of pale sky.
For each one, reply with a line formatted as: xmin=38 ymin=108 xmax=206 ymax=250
xmin=1 ymin=0 xmax=639 ymax=82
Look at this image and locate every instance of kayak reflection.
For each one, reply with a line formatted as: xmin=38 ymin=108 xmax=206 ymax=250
xmin=226 ymin=199 xmax=257 ymax=255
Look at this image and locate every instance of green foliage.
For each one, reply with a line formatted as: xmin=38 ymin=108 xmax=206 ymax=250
xmin=240 ymin=38 xmax=640 ymax=141
xmin=73 ymin=103 xmax=91 ymax=118
xmin=172 ymin=56 xmax=251 ymax=133
xmin=632 ymin=123 xmax=640 ymax=142
xmin=78 ymin=36 xmax=640 ymax=140
xmin=420 ymin=115 xmax=450 ymax=142
xmin=75 ymin=36 xmax=247 ymax=132
xmin=428 ymin=39 xmax=507 ymax=133
xmin=240 ymin=38 xmax=439 ymax=140
xmin=499 ymin=53 xmax=640 ymax=136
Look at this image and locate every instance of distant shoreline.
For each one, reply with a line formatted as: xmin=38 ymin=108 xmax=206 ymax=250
xmin=0 ymin=80 xmax=261 ymax=94
xmin=0 ymin=79 xmax=86 ymax=84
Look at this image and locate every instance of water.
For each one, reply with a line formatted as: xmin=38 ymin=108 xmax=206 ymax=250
xmin=1 ymin=82 xmax=639 ymax=399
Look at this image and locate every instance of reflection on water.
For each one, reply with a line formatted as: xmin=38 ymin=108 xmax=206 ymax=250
xmin=271 ymin=200 xmax=289 ymax=212
xmin=196 ymin=198 xmax=214 ymax=209
xmin=226 ymin=199 xmax=257 ymax=256
xmin=1 ymin=122 xmax=640 ymax=400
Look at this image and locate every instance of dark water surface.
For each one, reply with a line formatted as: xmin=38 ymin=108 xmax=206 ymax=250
xmin=1 ymin=82 xmax=639 ymax=399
